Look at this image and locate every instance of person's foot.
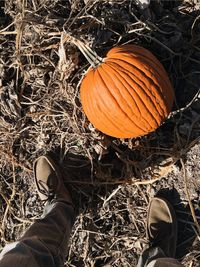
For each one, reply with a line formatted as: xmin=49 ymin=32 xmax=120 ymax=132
xmin=146 ymin=197 xmax=177 ymax=257
xmin=33 ymin=155 xmax=73 ymax=204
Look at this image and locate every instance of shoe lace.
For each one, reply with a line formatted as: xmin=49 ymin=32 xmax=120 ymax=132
xmin=38 ymin=180 xmax=55 ymax=202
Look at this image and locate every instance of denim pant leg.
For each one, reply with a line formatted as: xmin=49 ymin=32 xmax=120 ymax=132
xmin=0 ymin=201 xmax=75 ymax=267
xmin=147 ymin=258 xmax=184 ymax=267
xmin=137 ymin=247 xmax=184 ymax=267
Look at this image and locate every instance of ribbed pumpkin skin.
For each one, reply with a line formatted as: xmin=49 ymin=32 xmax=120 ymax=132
xmin=80 ymin=44 xmax=174 ymax=138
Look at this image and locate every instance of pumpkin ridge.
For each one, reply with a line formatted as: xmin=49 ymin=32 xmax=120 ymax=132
xmin=107 ymin=45 xmax=165 ymax=77
xmin=80 ymin=71 xmax=112 ymax=134
xmin=107 ymin=45 xmax=168 ymax=82
xmin=113 ymin=62 xmax=166 ymax=119
xmin=127 ymin=51 xmax=173 ymax=107
xmin=91 ymin=75 xmax=132 ymax=137
xmin=106 ymin=60 xmax=166 ymax=119
xmin=95 ymin=68 xmax=145 ymax=135
xmin=99 ymin=64 xmax=151 ymax=132
xmin=128 ymin=53 xmax=173 ymax=112
xmin=94 ymin=68 xmax=142 ymax=136
xmin=107 ymin=57 xmax=167 ymax=108
xmin=107 ymin=45 xmax=150 ymax=58
xmin=104 ymin=62 xmax=161 ymax=127
xmin=131 ymin=51 xmax=167 ymax=75
xmin=107 ymin=55 xmax=172 ymax=111
xmin=101 ymin=63 xmax=154 ymax=131
xmin=107 ymin=45 xmax=168 ymax=81
xmin=116 ymin=45 xmax=170 ymax=82
xmin=132 ymin=53 xmax=174 ymax=109
xmin=108 ymin=57 xmax=170 ymax=114
xmin=106 ymin=62 xmax=163 ymax=126
xmin=81 ymin=71 xmax=128 ymax=137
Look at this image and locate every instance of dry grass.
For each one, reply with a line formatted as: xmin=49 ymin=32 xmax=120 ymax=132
xmin=0 ymin=0 xmax=200 ymax=266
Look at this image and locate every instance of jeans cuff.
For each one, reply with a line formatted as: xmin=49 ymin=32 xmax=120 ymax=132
xmin=137 ymin=246 xmax=166 ymax=267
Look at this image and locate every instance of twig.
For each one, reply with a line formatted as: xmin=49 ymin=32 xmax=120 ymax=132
xmin=0 ymin=21 xmax=15 ymax=33
xmin=1 ymin=149 xmax=32 ymax=173
xmin=132 ymin=32 xmax=180 ymax=56
xmin=133 ymin=176 xmax=165 ymax=186
xmin=170 ymin=88 xmax=200 ymax=116
xmin=1 ymin=159 xmax=17 ymax=238
xmin=102 ymin=186 xmax=122 ymax=208
xmin=0 ymin=30 xmax=62 ymax=36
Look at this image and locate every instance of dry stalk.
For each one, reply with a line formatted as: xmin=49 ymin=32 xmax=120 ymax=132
xmin=131 ymin=32 xmax=180 ymax=56
xmin=127 ymin=199 xmax=140 ymax=234
xmin=62 ymin=32 xmax=103 ymax=67
xmin=1 ymin=148 xmax=32 ymax=173
xmin=1 ymin=158 xmax=17 ymax=240
xmin=0 ymin=30 xmax=62 ymax=36
xmin=102 ymin=186 xmax=122 ymax=208
xmin=170 ymin=87 xmax=200 ymax=117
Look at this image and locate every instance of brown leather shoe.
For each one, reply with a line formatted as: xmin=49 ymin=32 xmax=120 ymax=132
xmin=33 ymin=155 xmax=73 ymax=204
xmin=147 ymin=197 xmax=177 ymax=257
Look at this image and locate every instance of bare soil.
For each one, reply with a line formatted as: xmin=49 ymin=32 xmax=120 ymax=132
xmin=0 ymin=0 xmax=200 ymax=266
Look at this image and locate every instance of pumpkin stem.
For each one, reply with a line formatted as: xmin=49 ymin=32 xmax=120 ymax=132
xmin=63 ymin=33 xmax=103 ymax=68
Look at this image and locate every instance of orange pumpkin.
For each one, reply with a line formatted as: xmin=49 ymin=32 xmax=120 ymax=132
xmin=80 ymin=44 xmax=174 ymax=138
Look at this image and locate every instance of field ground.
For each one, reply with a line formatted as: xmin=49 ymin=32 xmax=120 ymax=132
xmin=0 ymin=0 xmax=200 ymax=266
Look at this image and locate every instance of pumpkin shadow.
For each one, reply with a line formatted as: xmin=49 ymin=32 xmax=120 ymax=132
xmin=126 ymin=0 xmax=200 ymax=110
xmin=149 ymin=1 xmax=200 ymax=110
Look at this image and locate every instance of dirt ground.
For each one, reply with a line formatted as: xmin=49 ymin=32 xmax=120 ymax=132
xmin=0 ymin=0 xmax=200 ymax=266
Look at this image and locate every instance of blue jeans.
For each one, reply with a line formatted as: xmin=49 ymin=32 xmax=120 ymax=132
xmin=0 ymin=201 xmax=75 ymax=267
xmin=0 ymin=201 xmax=183 ymax=267
xmin=137 ymin=247 xmax=183 ymax=267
